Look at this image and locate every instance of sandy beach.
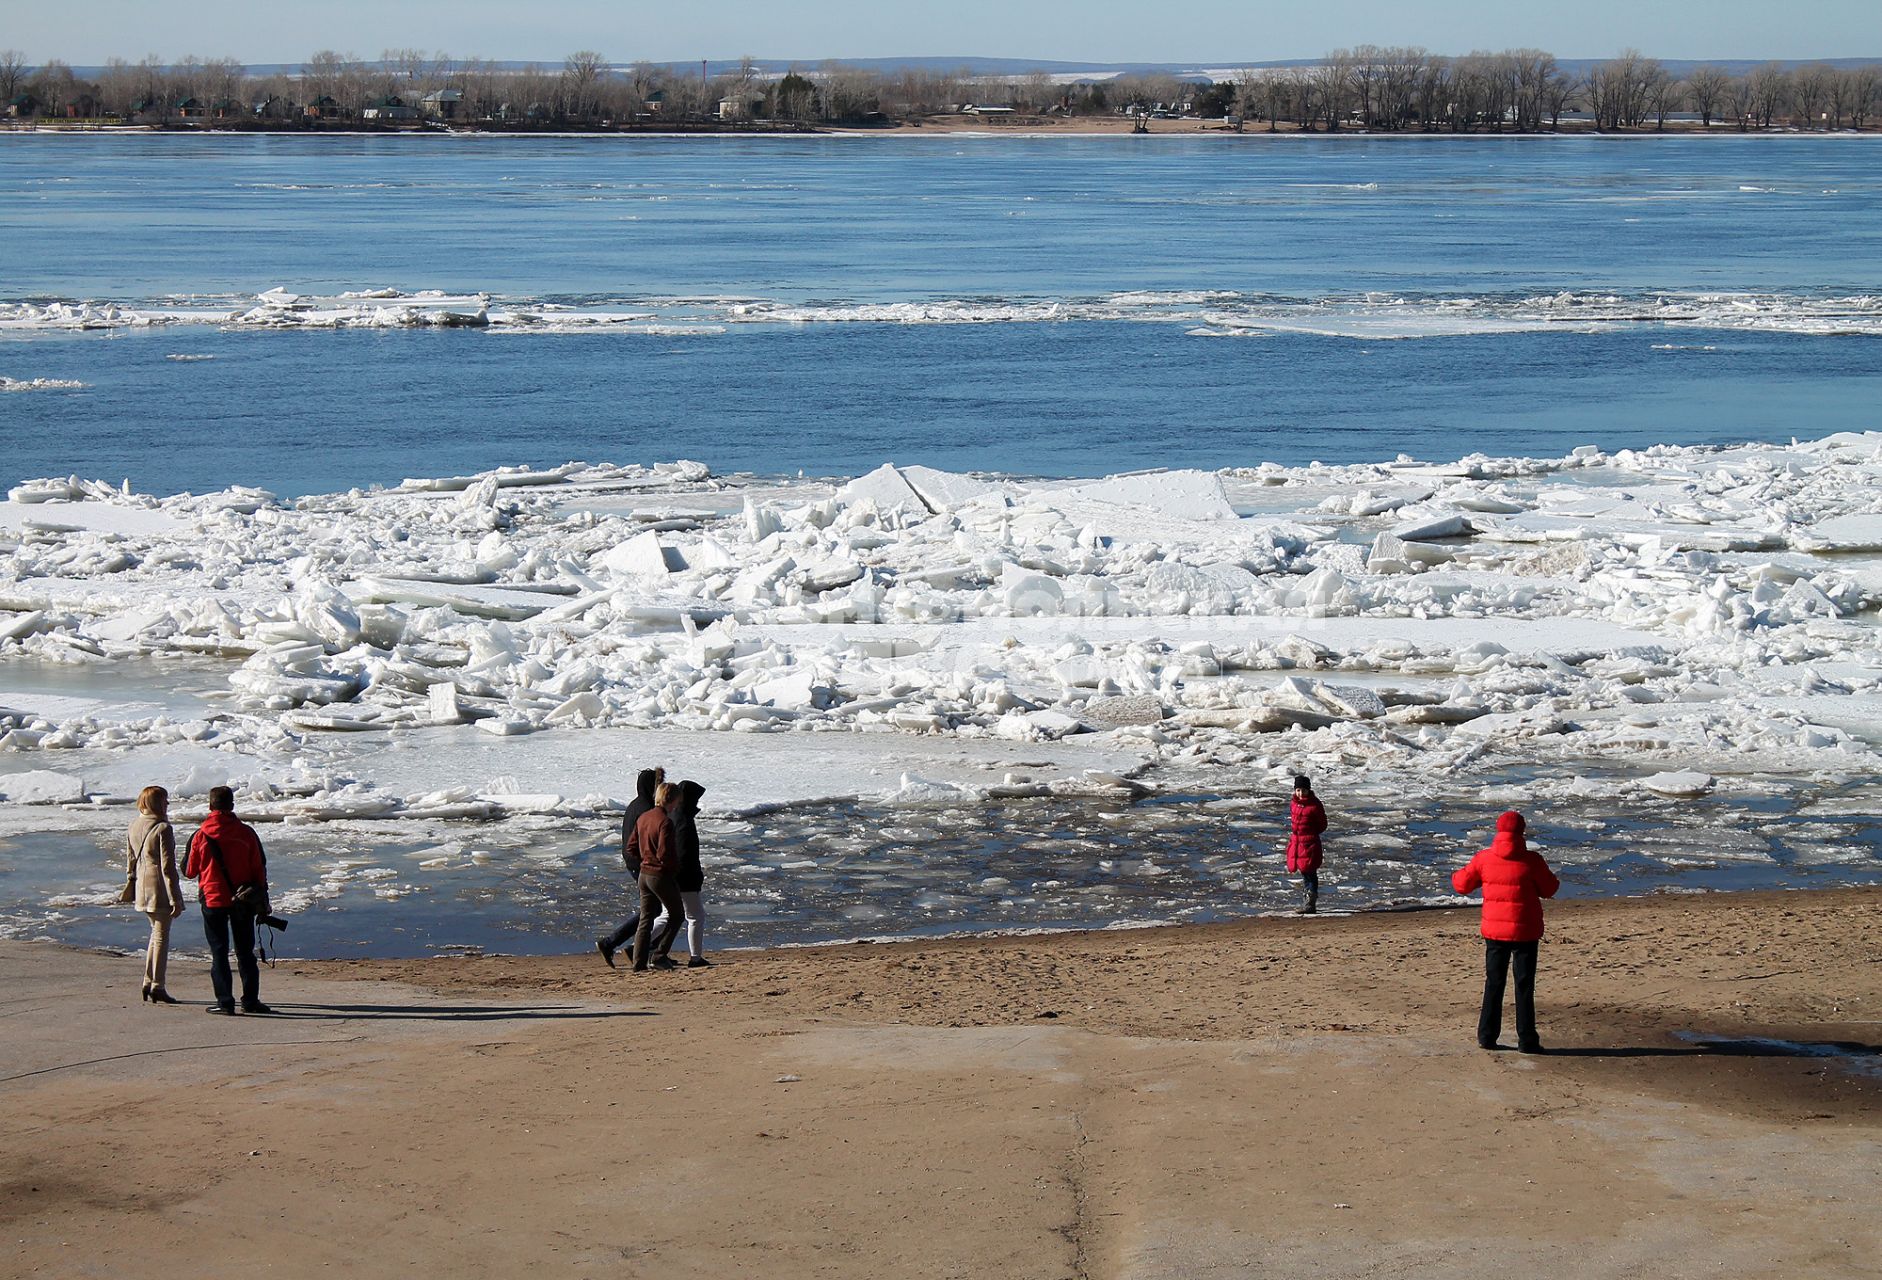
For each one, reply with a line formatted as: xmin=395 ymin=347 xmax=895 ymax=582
xmin=5 ymin=887 xmax=1877 ymax=1278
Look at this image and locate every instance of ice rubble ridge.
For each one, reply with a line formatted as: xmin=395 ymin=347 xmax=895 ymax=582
xmin=4 ymin=287 xmax=1882 ymax=336
xmin=3 ymin=438 xmax=1882 ymax=819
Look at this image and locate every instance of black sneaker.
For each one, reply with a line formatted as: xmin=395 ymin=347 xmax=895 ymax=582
xmin=1518 ymin=1041 xmax=1546 ymax=1055
xmin=206 ymin=1004 xmax=236 ymax=1015
xmin=596 ymin=939 xmax=617 ymax=969
xmin=240 ymin=1001 xmax=273 ymax=1015
xmin=687 ymin=956 xmax=711 ymax=969
xmin=651 ymin=955 xmax=678 ymax=970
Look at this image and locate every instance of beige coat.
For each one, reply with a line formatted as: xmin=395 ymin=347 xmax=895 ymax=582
xmin=125 ymin=814 xmax=181 ymax=914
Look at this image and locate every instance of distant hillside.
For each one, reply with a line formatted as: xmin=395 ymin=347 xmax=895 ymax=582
xmin=66 ymin=54 xmax=1882 ymax=83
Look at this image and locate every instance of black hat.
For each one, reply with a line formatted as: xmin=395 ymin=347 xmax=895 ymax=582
xmin=1293 ymin=775 xmax=1311 ymax=790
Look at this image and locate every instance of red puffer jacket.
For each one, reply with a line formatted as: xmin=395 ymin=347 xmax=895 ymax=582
xmin=1286 ymin=796 xmax=1327 ymax=873
xmin=184 ymin=810 xmax=268 ymax=909
xmin=1451 ymin=812 xmax=1559 ymax=942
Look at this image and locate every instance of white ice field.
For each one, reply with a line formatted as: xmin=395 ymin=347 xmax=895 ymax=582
xmin=3 ymin=433 xmax=1881 ymax=947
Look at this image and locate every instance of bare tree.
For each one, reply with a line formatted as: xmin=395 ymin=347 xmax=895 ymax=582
xmin=1791 ymin=63 xmax=1835 ymax=129
xmin=1542 ymin=66 xmax=1577 ymax=130
xmin=1685 ymin=65 xmax=1729 ymax=127
xmin=0 ymin=49 xmax=28 ymax=104
xmin=1747 ymin=62 xmax=1791 ymax=128
xmin=1375 ymin=46 xmax=1428 ymax=130
xmin=1314 ymin=49 xmax=1355 ymax=130
xmin=1725 ymin=73 xmax=1757 ymax=131
xmin=97 ymin=57 xmax=139 ymax=115
xmin=202 ymin=57 xmax=244 ymax=107
xmin=1846 ymin=65 xmax=1882 ymax=129
xmin=29 ymin=59 xmax=76 ymax=115
xmin=1645 ymin=65 xmax=1682 ymax=130
xmin=562 ymin=50 xmax=607 ymax=120
xmin=304 ymin=50 xmax=345 ymax=102
xmin=170 ymin=55 xmax=205 ymax=106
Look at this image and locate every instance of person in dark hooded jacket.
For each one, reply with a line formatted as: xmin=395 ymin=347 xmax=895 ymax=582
xmin=1452 ymin=811 xmax=1560 ymax=1053
xmin=669 ymin=780 xmax=710 ymax=967
xmin=596 ymin=767 xmax=663 ymax=968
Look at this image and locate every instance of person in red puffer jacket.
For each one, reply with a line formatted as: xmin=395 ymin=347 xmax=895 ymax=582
xmin=1452 ymin=811 xmax=1559 ymax=1054
xmin=184 ymin=786 xmax=271 ymax=1015
xmin=1286 ymin=776 xmax=1327 ymax=915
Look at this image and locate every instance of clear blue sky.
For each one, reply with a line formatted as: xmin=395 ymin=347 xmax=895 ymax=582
xmin=8 ymin=0 xmax=1879 ymax=65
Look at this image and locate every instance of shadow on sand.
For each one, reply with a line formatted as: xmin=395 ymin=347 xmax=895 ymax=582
xmin=257 ymin=1002 xmax=651 ymax=1023
xmin=1514 ymin=1039 xmax=1882 ymax=1061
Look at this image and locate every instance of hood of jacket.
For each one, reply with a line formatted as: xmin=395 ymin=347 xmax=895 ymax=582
xmin=635 ymin=769 xmax=661 ymax=804
xmin=1490 ymin=810 xmax=1527 ymax=858
xmin=197 ymin=809 xmax=240 ymax=840
xmin=676 ymin=779 xmax=705 ymax=819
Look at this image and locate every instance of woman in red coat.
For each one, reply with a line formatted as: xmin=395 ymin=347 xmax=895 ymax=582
xmin=1286 ymin=775 xmax=1327 ymax=915
xmin=1452 ymin=811 xmax=1559 ymax=1053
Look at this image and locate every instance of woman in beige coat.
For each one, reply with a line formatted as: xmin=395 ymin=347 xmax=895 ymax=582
xmin=123 ymin=785 xmax=184 ymax=1004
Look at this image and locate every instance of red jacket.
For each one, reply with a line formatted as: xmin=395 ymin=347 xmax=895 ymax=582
xmin=1451 ymin=812 xmax=1559 ymax=942
xmin=1286 ymin=795 xmax=1327 ymax=873
xmin=635 ymin=806 xmax=677 ymax=877
xmin=184 ymin=811 xmax=267 ymax=909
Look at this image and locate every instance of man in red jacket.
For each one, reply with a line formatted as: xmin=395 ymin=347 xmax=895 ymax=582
xmin=1452 ymin=811 xmax=1559 ymax=1054
xmin=184 ymin=786 xmax=271 ymax=1015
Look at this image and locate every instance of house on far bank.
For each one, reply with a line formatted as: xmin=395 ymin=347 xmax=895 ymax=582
xmin=251 ymin=94 xmax=297 ymax=121
xmin=176 ymin=98 xmax=208 ymax=120
xmin=960 ymin=104 xmax=1016 ymax=116
xmin=421 ymin=89 xmax=462 ymax=120
xmin=362 ymin=95 xmax=420 ymax=123
xmin=5 ymin=93 xmax=37 ymax=119
xmin=717 ymin=96 xmax=760 ymax=120
xmin=304 ymin=96 xmax=349 ymax=121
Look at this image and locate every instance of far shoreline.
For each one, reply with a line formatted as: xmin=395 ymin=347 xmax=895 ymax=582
xmin=7 ymin=118 xmax=1882 ymax=142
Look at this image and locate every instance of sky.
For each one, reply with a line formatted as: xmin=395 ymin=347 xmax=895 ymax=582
xmin=7 ymin=0 xmax=1880 ymax=66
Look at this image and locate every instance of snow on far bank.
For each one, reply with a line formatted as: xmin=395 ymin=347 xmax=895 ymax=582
xmin=4 ymin=437 xmax=1882 ymax=828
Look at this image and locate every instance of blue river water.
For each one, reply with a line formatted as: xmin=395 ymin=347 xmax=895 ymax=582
xmin=2 ymin=132 xmax=1880 ymax=494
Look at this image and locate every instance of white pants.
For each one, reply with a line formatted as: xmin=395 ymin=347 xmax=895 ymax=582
xmin=651 ymin=891 xmax=706 ymax=958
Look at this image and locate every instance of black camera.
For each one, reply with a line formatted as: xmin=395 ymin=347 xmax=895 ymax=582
xmin=258 ymin=913 xmax=289 ymax=932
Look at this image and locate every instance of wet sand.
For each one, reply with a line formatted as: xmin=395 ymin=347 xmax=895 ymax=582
xmin=4 ymin=887 xmax=1878 ymax=1278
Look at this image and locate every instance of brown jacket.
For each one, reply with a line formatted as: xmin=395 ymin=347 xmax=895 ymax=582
xmin=125 ymin=814 xmax=181 ymax=914
xmin=634 ymin=806 xmax=677 ymax=877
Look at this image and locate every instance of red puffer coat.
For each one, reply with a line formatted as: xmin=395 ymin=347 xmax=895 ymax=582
xmin=1286 ymin=796 xmax=1327 ymax=873
xmin=1451 ymin=812 xmax=1560 ymax=942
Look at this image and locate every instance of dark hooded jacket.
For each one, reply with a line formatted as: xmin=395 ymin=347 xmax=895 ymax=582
xmin=1451 ymin=812 xmax=1560 ymax=942
xmin=674 ymin=780 xmax=706 ymax=894
xmin=619 ymin=769 xmax=661 ymax=873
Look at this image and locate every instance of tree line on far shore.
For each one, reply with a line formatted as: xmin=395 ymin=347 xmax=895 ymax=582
xmin=2 ymin=45 xmax=1879 ymax=132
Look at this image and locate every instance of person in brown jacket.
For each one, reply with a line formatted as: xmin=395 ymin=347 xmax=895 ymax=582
xmin=122 ymin=785 xmax=184 ymax=1004
xmin=631 ymin=782 xmax=685 ymax=971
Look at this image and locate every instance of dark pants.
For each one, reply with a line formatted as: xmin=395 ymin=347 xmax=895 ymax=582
xmin=1301 ymin=869 xmax=1319 ymax=912
xmin=603 ymin=908 xmax=640 ymax=952
xmin=631 ymin=871 xmax=683 ymax=968
xmin=1478 ymin=939 xmax=1539 ymax=1048
xmin=202 ymin=906 xmax=259 ymax=1009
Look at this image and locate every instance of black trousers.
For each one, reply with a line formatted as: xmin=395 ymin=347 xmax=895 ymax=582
xmin=1478 ymin=939 xmax=1539 ymax=1048
xmin=202 ymin=906 xmax=259 ymax=1009
xmin=603 ymin=907 xmax=640 ymax=951
xmin=1301 ymin=869 xmax=1319 ymax=911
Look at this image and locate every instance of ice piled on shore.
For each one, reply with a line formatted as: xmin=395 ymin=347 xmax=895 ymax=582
xmin=3 ymin=437 xmax=1881 ymax=825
